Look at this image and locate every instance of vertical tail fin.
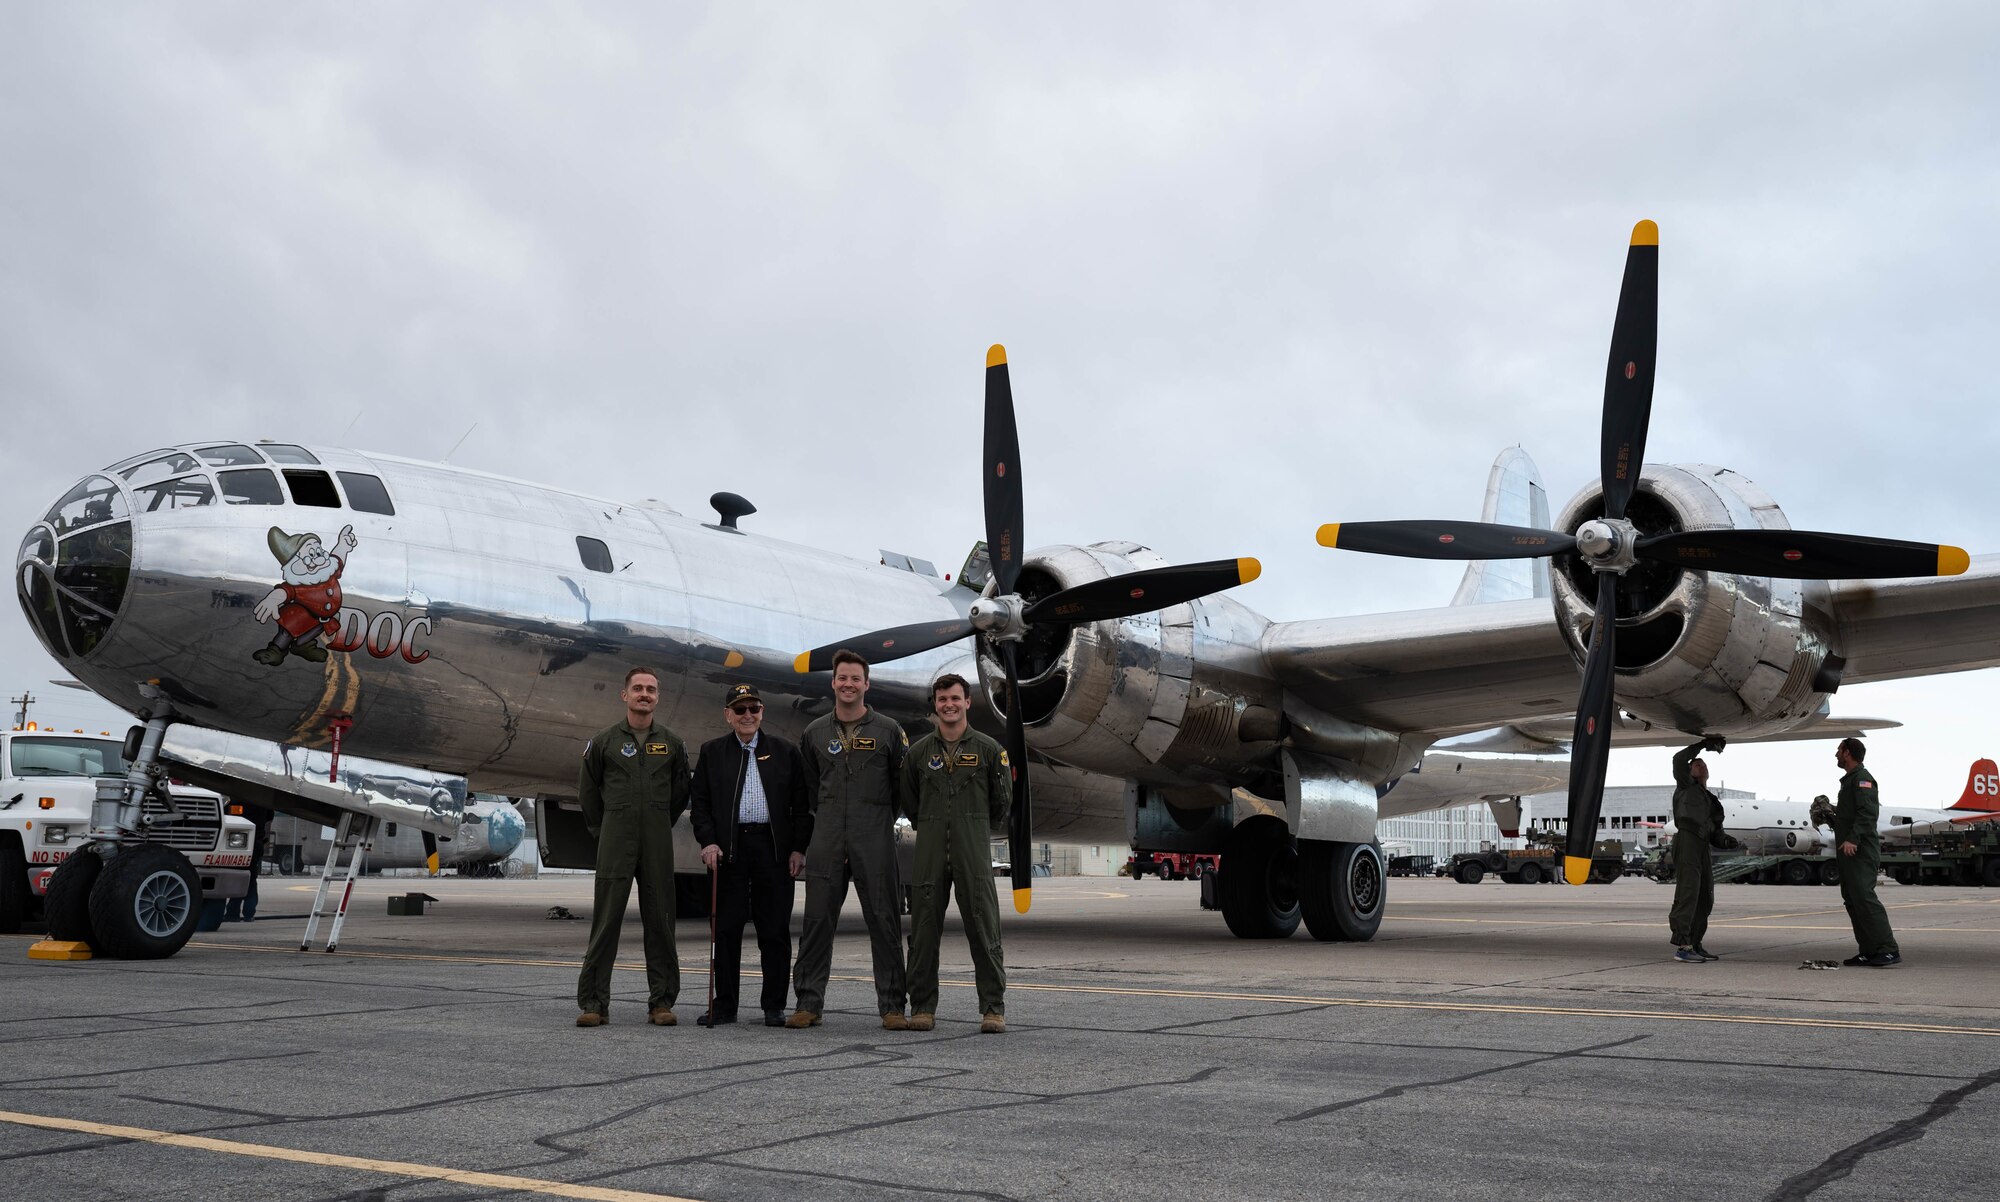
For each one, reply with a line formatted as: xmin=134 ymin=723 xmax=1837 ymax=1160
xmin=1950 ymin=759 xmax=2000 ymax=810
xmin=1451 ymin=447 xmax=1552 ymax=605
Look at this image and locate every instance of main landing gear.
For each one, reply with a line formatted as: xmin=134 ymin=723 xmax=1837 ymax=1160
xmin=36 ymin=711 xmax=201 ymax=961
xmin=1217 ymin=816 xmax=1385 ymax=942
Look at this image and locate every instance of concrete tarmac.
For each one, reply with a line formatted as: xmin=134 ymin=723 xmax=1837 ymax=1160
xmin=4 ymin=873 xmax=1999 ymax=1202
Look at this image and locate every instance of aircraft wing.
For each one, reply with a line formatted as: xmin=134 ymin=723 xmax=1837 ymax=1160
xmin=1262 ymin=599 xmax=1578 ymax=738
xmin=1829 ymin=554 xmax=2000 ymax=685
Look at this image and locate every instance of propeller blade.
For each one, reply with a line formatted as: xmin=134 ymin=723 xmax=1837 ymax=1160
xmin=421 ymin=830 xmax=439 ymax=876
xmin=793 ymin=617 xmax=976 ymax=673
xmin=1316 ymin=521 xmax=1576 ymax=561
xmin=1563 ymin=574 xmax=1620 ymax=885
xmin=1637 ymin=530 xmax=1970 ymax=580
xmin=983 ymin=344 xmax=1025 ymax=596
xmin=1600 ymin=220 xmax=1659 ymax=521
xmin=1000 ymin=642 xmax=1034 ymax=913
xmin=1021 ymin=558 xmax=1262 ymax=627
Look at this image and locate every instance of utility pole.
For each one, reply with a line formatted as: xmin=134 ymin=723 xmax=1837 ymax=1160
xmin=9 ymin=692 xmax=33 ymax=728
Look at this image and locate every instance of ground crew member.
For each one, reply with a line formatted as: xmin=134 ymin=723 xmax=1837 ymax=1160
xmin=1833 ymin=737 xmax=1901 ymax=967
xmin=788 ymin=649 xmax=911 ymax=1029
xmin=1668 ymin=737 xmax=1730 ymax=962
xmin=575 ymin=666 xmax=691 ymax=1027
xmin=690 ymin=683 xmax=812 ymax=1027
xmin=902 ymin=673 xmax=1011 ymax=1034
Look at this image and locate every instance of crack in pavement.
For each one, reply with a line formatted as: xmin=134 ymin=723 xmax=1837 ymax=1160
xmin=1765 ymin=1064 xmax=2000 ymax=1200
xmin=1278 ymin=1033 xmax=1651 ymax=1123
xmin=0 ymin=1048 xmax=314 ymax=1090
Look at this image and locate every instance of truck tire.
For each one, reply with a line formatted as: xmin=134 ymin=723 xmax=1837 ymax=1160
xmin=1517 ymin=862 xmax=1544 ymax=885
xmin=87 ymin=845 xmax=200 ymax=959
xmin=1457 ymin=861 xmax=1485 ymax=885
xmin=1982 ymin=859 xmax=2000 ymax=888
xmin=0 ymin=837 xmax=28 ymax=935
xmin=1783 ymin=860 xmax=1814 ymax=886
xmin=1819 ymin=861 xmax=1840 ymax=886
xmin=1219 ymin=816 xmax=1301 ymax=939
xmin=44 ymin=845 xmax=104 ymax=946
xmin=1591 ymin=862 xmax=1623 ymax=884
xmin=1298 ymin=840 xmax=1385 ymax=942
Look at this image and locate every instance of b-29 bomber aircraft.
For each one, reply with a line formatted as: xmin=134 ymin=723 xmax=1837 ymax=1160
xmin=15 ymin=221 xmax=1995 ymax=958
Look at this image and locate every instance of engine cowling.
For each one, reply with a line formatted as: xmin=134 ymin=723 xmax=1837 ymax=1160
xmin=973 ymin=541 xmax=1283 ymax=793
xmin=1737 ymin=826 xmax=1828 ymax=856
xmin=1551 ymin=465 xmax=1839 ymax=738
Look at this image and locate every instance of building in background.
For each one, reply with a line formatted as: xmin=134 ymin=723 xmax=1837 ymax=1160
xmin=1376 ymin=802 xmax=1515 ymax=861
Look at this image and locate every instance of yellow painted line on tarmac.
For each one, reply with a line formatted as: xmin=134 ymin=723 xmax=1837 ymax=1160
xmin=0 ymin=1109 xmax=700 ymax=1202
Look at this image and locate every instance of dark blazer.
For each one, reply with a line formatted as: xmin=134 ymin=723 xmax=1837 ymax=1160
xmin=689 ymin=730 xmax=813 ymax=863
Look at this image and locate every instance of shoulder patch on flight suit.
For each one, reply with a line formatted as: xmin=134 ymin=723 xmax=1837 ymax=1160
xmin=645 ymin=742 xmax=670 ymax=755
xmin=899 ymin=728 xmax=909 ymax=748
xmin=854 ymin=736 xmax=878 ymax=750
xmin=1860 ymin=780 xmax=1873 ymax=788
xmin=620 ymin=742 xmax=638 ymax=758
xmin=999 ymin=750 xmax=1010 ymax=767
xmin=957 ymin=752 xmax=980 ymax=766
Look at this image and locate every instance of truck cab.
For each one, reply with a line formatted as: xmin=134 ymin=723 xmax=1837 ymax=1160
xmin=2 ymin=726 xmax=254 ymax=934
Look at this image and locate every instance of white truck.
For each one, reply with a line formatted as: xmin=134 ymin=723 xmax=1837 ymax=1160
xmin=2 ymin=726 xmax=255 ymax=948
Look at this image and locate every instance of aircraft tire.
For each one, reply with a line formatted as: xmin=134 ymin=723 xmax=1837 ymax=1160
xmin=1299 ymin=840 xmax=1385 ymax=942
xmin=87 ymin=845 xmax=200 ymax=960
xmin=0 ymin=838 xmax=28 ymax=935
xmin=1219 ymin=817 xmax=1300 ymax=939
xmin=44 ymin=844 xmax=104 ymax=946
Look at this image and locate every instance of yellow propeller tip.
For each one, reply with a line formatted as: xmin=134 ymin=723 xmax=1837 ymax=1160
xmin=1563 ymin=855 xmax=1592 ymax=886
xmin=1631 ymin=219 xmax=1659 ymax=247
xmin=792 ymin=651 xmax=812 ymax=674
xmin=1315 ymin=523 xmax=1341 ymax=548
xmin=426 ymin=853 xmax=440 ymax=875
xmin=1237 ymin=557 xmax=1262 ymax=585
xmin=987 ymin=344 xmax=1008 ymax=367
xmin=723 ymin=650 xmax=745 ymax=669
xmin=1013 ymin=887 xmax=1031 ymax=914
xmin=1939 ymin=546 xmax=1970 ymax=576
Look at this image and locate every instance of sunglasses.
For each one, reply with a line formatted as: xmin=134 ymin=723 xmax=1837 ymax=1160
xmin=729 ymin=704 xmax=763 ymax=715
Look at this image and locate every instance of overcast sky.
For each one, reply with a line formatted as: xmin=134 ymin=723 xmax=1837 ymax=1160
xmin=4 ymin=4 xmax=1995 ymax=806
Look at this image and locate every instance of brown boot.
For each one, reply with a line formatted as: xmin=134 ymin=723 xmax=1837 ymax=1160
xmin=881 ymin=1012 xmax=910 ymax=1031
xmin=783 ymin=1010 xmax=821 ymax=1029
xmin=907 ymin=1013 xmax=935 ymax=1032
xmin=575 ymin=1011 xmax=606 ymax=1028
xmin=648 ymin=1007 xmax=677 ymax=1026
xmin=980 ymin=1013 xmax=1006 ymax=1035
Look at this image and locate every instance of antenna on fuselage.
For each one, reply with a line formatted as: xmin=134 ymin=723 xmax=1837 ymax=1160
xmin=442 ymin=422 xmax=479 ymax=463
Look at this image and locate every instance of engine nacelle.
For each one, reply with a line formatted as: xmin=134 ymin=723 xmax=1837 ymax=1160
xmin=1736 ymin=826 xmax=1828 ymax=856
xmin=974 ymin=541 xmax=1283 ymax=796
xmin=1551 ymin=465 xmax=1839 ymax=738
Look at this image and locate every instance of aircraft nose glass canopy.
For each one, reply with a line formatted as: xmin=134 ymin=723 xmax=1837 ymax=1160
xmin=18 ymin=474 xmax=134 ymax=661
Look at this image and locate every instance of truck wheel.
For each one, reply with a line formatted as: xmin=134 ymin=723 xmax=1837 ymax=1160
xmin=1982 ymin=859 xmax=2000 ymax=888
xmin=1591 ymin=862 xmax=1623 ymax=884
xmin=1782 ymin=860 xmax=1814 ymax=886
xmin=1299 ymin=840 xmax=1385 ymax=942
xmin=1218 ymin=816 xmax=1300 ymax=939
xmin=0 ymin=838 xmax=28 ymax=935
xmin=1819 ymin=861 xmax=1840 ymax=886
xmin=88 ymin=845 xmax=200 ymax=960
xmin=1458 ymin=861 xmax=1485 ymax=885
xmin=1517 ymin=862 xmax=1544 ymax=885
xmin=44 ymin=845 xmax=104 ymax=945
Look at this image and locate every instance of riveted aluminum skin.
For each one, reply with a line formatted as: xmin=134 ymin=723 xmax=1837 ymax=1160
xmin=1551 ymin=464 xmax=1835 ymax=738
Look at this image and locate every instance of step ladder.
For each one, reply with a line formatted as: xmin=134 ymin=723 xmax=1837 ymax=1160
xmin=301 ymin=812 xmax=376 ymax=953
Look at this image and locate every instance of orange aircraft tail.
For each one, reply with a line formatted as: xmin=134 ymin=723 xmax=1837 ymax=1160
xmin=1949 ymin=759 xmax=2000 ymax=811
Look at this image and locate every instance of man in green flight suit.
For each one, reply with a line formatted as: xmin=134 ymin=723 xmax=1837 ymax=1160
xmin=1833 ymin=737 xmax=1901 ymax=967
xmin=787 ymin=649 xmax=912 ymax=1030
xmin=575 ymin=666 xmax=692 ymax=1027
xmin=902 ymin=673 xmax=1011 ymax=1035
xmin=1667 ymin=736 xmax=1734 ymax=963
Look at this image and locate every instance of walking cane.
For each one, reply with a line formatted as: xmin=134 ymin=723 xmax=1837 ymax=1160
xmin=705 ymin=862 xmax=718 ymax=1026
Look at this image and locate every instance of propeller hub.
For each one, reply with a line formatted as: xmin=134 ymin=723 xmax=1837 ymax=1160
xmin=968 ymin=595 xmax=1029 ymax=642
xmin=1575 ymin=518 xmax=1641 ymax=574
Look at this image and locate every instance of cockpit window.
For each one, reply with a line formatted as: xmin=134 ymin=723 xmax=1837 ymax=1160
xmin=283 ymin=469 xmax=342 ymax=508
xmin=336 ymin=472 xmax=395 ymax=516
xmin=44 ymin=477 xmax=129 ymax=533
xmin=193 ymin=443 xmax=265 ymax=467
xmin=576 ymin=536 xmax=613 ymax=573
xmin=135 ymin=474 xmax=215 ymax=512
xmin=119 ymin=452 xmax=202 ymax=488
xmin=105 ymin=448 xmax=173 ymax=475
xmin=261 ymin=444 xmax=322 ymax=465
xmin=219 ymin=468 xmax=284 ymax=505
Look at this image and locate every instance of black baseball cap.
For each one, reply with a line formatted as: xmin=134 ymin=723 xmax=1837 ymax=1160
xmin=724 ymin=683 xmax=763 ymax=707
